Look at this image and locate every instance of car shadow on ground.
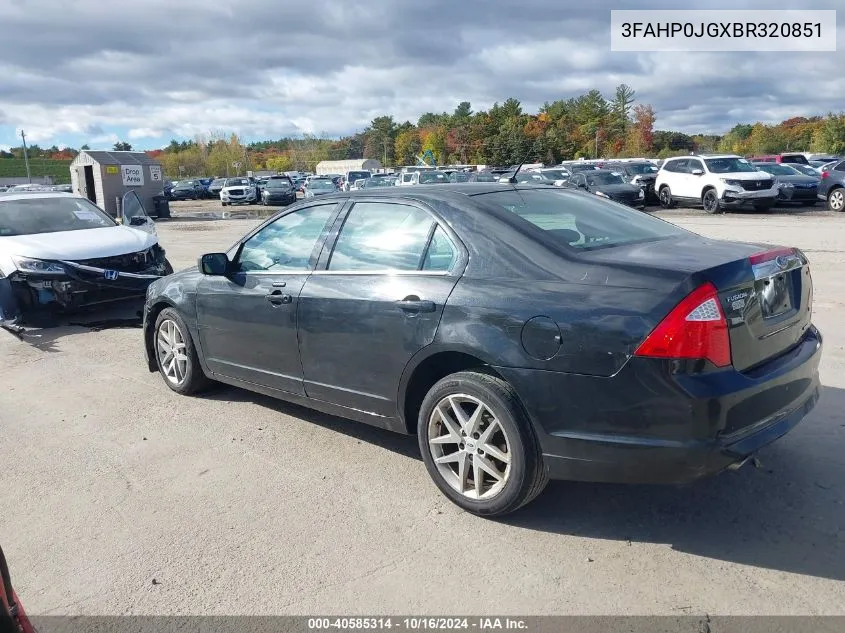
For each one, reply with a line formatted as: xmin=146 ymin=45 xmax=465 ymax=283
xmin=202 ymin=386 xmax=422 ymax=461
xmin=201 ymin=379 xmax=844 ymax=581
xmin=503 ymin=384 xmax=845 ymax=582
xmin=5 ymin=302 xmax=143 ymax=351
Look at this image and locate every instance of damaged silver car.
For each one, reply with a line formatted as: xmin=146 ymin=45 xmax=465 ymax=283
xmin=0 ymin=191 xmax=173 ymax=328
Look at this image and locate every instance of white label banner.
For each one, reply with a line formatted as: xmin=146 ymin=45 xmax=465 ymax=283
xmin=611 ymin=10 xmax=836 ymax=52
xmin=121 ymin=164 xmax=145 ymax=186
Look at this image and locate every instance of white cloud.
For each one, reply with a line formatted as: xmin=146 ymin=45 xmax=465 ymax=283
xmin=0 ymin=0 xmax=843 ymax=146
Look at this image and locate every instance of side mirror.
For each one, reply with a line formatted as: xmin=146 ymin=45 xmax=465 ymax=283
xmin=691 ymin=169 xmax=704 ymax=176
xmin=199 ymin=252 xmax=229 ymax=275
xmin=129 ymin=216 xmax=148 ymax=226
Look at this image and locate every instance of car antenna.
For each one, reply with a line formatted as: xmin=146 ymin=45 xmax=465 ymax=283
xmin=507 ymin=144 xmax=538 ymax=183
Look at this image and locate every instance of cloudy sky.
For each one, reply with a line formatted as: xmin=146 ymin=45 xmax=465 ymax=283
xmin=0 ymin=0 xmax=841 ymax=150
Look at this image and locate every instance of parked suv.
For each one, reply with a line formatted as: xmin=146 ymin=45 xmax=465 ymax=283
xmin=656 ymin=155 xmax=778 ymax=213
xmin=817 ymin=158 xmax=845 ymax=211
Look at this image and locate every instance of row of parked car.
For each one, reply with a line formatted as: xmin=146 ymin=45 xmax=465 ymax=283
xmin=166 ymin=151 xmax=845 ymax=213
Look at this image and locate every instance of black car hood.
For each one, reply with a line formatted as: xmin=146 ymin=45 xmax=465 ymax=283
xmin=772 ymin=174 xmax=819 ymax=185
xmin=591 ymin=183 xmax=640 ymax=195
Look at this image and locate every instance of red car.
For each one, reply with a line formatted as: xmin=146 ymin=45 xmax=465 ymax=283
xmin=748 ymin=152 xmax=810 ymax=165
xmin=1 ymin=546 xmax=36 ymax=633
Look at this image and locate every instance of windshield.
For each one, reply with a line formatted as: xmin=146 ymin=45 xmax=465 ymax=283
xmin=540 ymin=169 xmax=569 ymax=180
xmin=779 ymin=154 xmax=809 ymax=165
xmin=625 ymin=163 xmax=658 ymax=174
xmin=0 ymin=196 xmax=116 ymax=236
xmin=175 ymin=180 xmax=195 ymax=188
xmin=450 ymin=173 xmax=470 ymax=182
xmin=419 ymin=171 xmax=449 ymax=184
xmin=211 ymin=179 xmax=226 ymax=186
xmin=266 ymin=180 xmax=291 ymax=189
xmin=704 ymin=157 xmax=757 ymax=173
xmin=226 ymin=178 xmax=250 ymax=186
xmin=586 ymin=172 xmax=626 ymax=186
xmin=757 ymin=164 xmax=798 ymax=176
xmin=473 ymin=173 xmax=498 ymax=182
xmin=475 ymin=189 xmax=684 ymax=251
xmin=309 ymin=179 xmax=335 ymax=190
xmin=347 ymin=171 xmax=370 ymax=181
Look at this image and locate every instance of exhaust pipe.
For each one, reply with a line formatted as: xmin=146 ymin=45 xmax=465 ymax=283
xmin=726 ymin=454 xmax=764 ymax=472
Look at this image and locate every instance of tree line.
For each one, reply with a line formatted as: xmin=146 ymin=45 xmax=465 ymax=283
xmin=2 ymin=85 xmax=843 ymax=177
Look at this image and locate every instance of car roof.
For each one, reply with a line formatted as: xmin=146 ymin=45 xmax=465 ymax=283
xmin=314 ymin=183 xmax=557 ymax=202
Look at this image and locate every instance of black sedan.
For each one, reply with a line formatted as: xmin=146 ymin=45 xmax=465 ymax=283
xmin=142 ymin=185 xmax=821 ymax=516
xmin=169 ymin=180 xmax=206 ymax=200
xmin=753 ymin=163 xmax=819 ymax=206
xmin=208 ymin=178 xmax=227 ymax=198
xmin=261 ymin=179 xmax=297 ymax=206
xmin=568 ymin=169 xmax=646 ymax=208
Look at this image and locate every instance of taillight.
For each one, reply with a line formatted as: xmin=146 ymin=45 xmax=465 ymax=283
xmin=821 ymin=171 xmax=829 ymax=179
xmin=635 ymin=282 xmax=731 ymax=367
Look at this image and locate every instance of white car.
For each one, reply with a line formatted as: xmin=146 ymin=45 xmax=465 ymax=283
xmin=219 ymin=177 xmax=258 ymax=206
xmin=0 ymin=191 xmax=171 ymax=326
xmin=655 ymin=154 xmax=779 ymax=214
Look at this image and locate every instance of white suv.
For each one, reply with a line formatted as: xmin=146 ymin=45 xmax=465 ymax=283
xmin=655 ymin=154 xmax=779 ymax=213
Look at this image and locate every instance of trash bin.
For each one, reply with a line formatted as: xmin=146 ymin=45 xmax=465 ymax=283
xmin=152 ymin=195 xmax=171 ymax=219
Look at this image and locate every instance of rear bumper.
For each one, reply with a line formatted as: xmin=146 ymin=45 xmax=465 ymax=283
xmin=495 ymin=326 xmax=822 ymax=484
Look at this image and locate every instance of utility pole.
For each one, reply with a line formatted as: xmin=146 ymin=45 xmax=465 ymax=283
xmin=20 ymin=130 xmax=32 ymax=183
xmin=595 ymin=128 xmax=599 ymax=159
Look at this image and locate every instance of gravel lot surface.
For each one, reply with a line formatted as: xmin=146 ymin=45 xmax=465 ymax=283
xmin=1 ymin=199 xmax=843 ymax=616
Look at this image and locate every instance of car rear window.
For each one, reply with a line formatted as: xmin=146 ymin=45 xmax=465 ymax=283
xmin=474 ymin=189 xmax=685 ymax=251
xmin=780 ymin=154 xmax=810 ymax=165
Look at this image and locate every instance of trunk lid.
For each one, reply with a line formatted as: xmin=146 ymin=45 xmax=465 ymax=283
xmin=716 ymin=247 xmax=813 ymax=372
xmin=586 ymin=236 xmax=813 ymax=371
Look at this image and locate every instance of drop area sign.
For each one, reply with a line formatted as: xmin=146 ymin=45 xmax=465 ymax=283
xmin=121 ymin=164 xmax=145 ymax=186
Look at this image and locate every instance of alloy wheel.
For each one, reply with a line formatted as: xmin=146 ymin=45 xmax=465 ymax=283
xmin=427 ymin=394 xmax=512 ymax=500
xmin=156 ymin=319 xmax=189 ymax=385
xmin=703 ymin=190 xmax=718 ymax=213
xmin=829 ymin=189 xmax=844 ymax=211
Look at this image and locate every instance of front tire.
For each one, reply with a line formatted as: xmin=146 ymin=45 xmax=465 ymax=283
xmin=702 ymin=188 xmax=721 ymax=214
xmin=658 ymin=185 xmax=674 ymax=209
xmin=154 ymin=308 xmax=211 ymax=395
xmin=828 ymin=188 xmax=844 ymax=212
xmin=418 ymin=370 xmax=548 ymax=516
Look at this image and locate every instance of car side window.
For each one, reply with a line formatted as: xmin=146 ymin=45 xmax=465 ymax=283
xmin=662 ymin=160 xmax=678 ymax=173
xmin=421 ymin=225 xmax=457 ymax=272
xmin=835 ymin=161 xmax=845 ymax=172
xmin=235 ymin=204 xmax=335 ymax=273
xmin=688 ymin=159 xmax=704 ymax=172
xmin=328 ymin=202 xmax=434 ymax=271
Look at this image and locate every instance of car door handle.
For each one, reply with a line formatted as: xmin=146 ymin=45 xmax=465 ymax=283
xmin=396 ymin=297 xmax=436 ymax=313
xmin=265 ymin=289 xmax=292 ymax=305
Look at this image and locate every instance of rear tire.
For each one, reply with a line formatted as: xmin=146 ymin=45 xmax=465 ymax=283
xmin=702 ymin=188 xmax=721 ymax=214
xmin=658 ymin=185 xmax=674 ymax=209
xmin=154 ymin=308 xmax=211 ymax=395
xmin=417 ymin=370 xmax=548 ymax=517
xmin=827 ymin=188 xmax=844 ymax=212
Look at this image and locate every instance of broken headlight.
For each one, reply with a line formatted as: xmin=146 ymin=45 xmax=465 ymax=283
xmin=11 ymin=256 xmax=66 ymax=274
